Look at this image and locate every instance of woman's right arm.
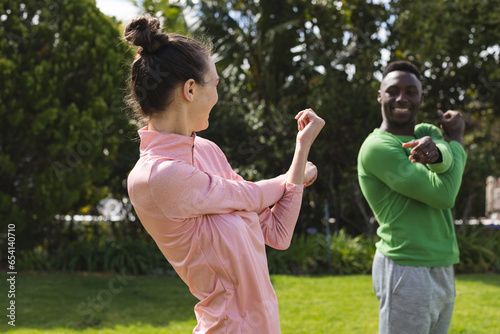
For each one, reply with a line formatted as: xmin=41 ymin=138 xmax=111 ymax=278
xmin=143 ymin=161 xmax=287 ymax=220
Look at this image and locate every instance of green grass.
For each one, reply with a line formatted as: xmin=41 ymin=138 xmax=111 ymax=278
xmin=0 ymin=272 xmax=498 ymax=333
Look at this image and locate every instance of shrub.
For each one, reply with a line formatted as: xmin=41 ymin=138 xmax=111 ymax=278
xmin=17 ymin=223 xmax=500 ymax=275
xmin=330 ymin=229 xmax=376 ymax=275
xmin=17 ymin=221 xmax=173 ymax=275
xmin=455 ymin=225 xmax=500 ymax=273
xmin=267 ymin=233 xmax=328 ymax=275
xmin=267 ymin=229 xmax=376 ymax=275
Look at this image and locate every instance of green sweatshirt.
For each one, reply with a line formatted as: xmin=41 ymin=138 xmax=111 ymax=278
xmin=357 ymin=123 xmax=467 ymax=266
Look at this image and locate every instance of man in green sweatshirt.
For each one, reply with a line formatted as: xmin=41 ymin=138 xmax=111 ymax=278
xmin=357 ymin=61 xmax=467 ymax=334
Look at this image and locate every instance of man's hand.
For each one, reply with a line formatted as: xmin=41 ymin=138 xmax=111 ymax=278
xmin=402 ymin=136 xmax=441 ymax=164
xmin=304 ymin=161 xmax=318 ymax=187
xmin=438 ymin=110 xmax=465 ymax=146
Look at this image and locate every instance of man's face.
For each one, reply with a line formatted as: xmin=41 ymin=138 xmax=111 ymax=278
xmin=378 ymin=70 xmax=423 ymax=129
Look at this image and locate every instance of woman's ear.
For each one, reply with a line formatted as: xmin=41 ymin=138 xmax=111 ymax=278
xmin=377 ymin=90 xmax=382 ymax=104
xmin=183 ymin=79 xmax=196 ymax=102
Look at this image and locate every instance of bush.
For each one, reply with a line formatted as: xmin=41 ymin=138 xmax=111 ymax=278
xmin=330 ymin=229 xmax=376 ymax=275
xmin=455 ymin=225 xmax=500 ymax=273
xmin=0 ymin=0 xmax=135 ymax=255
xmin=267 ymin=229 xmax=376 ymax=275
xmin=267 ymin=225 xmax=500 ymax=275
xmin=17 ymin=221 xmax=173 ymax=275
xmin=267 ymin=233 xmax=328 ymax=275
xmin=17 ymin=223 xmax=499 ymax=275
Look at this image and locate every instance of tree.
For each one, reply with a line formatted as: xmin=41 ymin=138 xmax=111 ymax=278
xmin=129 ymin=0 xmax=499 ymax=234
xmin=0 ymin=0 xmax=135 ymax=252
xmin=187 ymin=0 xmax=500 ymax=231
xmin=132 ymin=0 xmax=191 ymax=33
xmin=191 ymin=0 xmax=390 ymax=235
xmin=386 ymin=0 xmax=500 ymax=219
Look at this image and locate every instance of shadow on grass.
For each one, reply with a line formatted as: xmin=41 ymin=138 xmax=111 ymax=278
xmin=0 ymin=272 xmax=198 ymax=331
xmin=2 ymin=272 xmax=498 ymax=333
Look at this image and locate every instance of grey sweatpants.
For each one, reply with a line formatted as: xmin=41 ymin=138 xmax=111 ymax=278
xmin=372 ymin=250 xmax=456 ymax=334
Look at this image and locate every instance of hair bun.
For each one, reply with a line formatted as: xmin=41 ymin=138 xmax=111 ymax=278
xmin=124 ymin=17 xmax=165 ymax=54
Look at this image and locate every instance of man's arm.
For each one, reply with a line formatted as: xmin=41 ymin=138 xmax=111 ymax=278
xmin=359 ymin=134 xmax=467 ymax=210
xmin=403 ymin=132 xmax=452 ymax=174
xmin=402 ymin=111 xmax=464 ymax=173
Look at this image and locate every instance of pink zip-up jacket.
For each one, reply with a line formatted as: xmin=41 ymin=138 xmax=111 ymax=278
xmin=127 ymin=127 xmax=304 ymax=333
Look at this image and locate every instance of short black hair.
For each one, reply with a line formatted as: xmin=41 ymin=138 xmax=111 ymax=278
xmin=382 ymin=61 xmax=421 ymax=81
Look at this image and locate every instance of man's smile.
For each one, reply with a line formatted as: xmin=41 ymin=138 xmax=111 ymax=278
xmin=393 ymin=107 xmax=410 ymax=112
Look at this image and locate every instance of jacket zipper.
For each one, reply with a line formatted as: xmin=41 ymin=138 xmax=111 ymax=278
xmin=191 ymin=139 xmax=195 ymax=166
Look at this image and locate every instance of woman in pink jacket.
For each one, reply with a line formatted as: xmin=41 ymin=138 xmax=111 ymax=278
xmin=124 ymin=17 xmax=325 ymax=333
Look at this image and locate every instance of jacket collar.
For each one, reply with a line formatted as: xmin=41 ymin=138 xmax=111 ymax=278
xmin=138 ymin=126 xmax=196 ymax=164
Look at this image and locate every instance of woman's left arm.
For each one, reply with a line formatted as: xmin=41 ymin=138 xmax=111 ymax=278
xmin=258 ymin=182 xmax=304 ymax=250
xmin=258 ymin=109 xmax=323 ymax=249
xmin=258 ymin=162 xmax=317 ymax=249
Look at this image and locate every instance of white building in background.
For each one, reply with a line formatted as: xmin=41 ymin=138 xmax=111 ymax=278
xmin=486 ymin=176 xmax=500 ymax=216
xmin=58 ymin=198 xmax=136 ymax=223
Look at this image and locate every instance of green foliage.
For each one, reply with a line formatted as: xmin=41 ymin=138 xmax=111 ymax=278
xmin=17 ymin=221 xmax=173 ymax=275
xmin=20 ymin=224 xmax=498 ymax=276
xmin=190 ymin=0 xmax=500 ymax=233
xmin=193 ymin=0 xmax=390 ymax=234
xmin=0 ymin=0 xmax=136 ymax=252
xmin=267 ymin=233 xmax=328 ymax=275
xmin=267 ymin=229 xmax=376 ymax=275
xmin=455 ymin=225 xmax=500 ymax=273
xmin=387 ymin=0 xmax=500 ymax=218
xmin=266 ymin=226 xmax=499 ymax=275
xmin=3 ymin=0 xmax=500 ymax=269
xmin=330 ymin=229 xmax=376 ymax=275
xmin=134 ymin=0 xmax=190 ymax=33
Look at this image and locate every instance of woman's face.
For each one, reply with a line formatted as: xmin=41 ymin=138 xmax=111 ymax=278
xmin=191 ymin=58 xmax=219 ymax=132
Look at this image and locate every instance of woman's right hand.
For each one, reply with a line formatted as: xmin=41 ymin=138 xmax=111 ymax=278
xmin=295 ymin=108 xmax=326 ymax=148
xmin=304 ymin=161 xmax=318 ymax=187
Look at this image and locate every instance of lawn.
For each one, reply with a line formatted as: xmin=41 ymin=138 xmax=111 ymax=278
xmin=0 ymin=272 xmax=498 ymax=333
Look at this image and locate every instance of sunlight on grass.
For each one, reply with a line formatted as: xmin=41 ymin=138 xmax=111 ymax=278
xmin=451 ymin=274 xmax=500 ymax=333
xmin=0 ymin=273 xmax=498 ymax=333
xmin=274 ymin=275 xmax=379 ymax=334
xmin=0 ymin=324 xmax=197 ymax=334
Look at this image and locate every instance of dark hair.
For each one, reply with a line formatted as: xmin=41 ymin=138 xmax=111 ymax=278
xmin=124 ymin=17 xmax=212 ymax=123
xmin=382 ymin=61 xmax=421 ymax=81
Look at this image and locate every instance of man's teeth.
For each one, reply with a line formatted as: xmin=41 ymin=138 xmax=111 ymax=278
xmin=394 ymin=108 xmax=409 ymax=112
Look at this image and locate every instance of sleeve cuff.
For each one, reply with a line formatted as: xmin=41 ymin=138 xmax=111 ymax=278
xmin=285 ymin=182 xmax=305 ymax=194
xmin=428 ymin=142 xmax=453 ymax=174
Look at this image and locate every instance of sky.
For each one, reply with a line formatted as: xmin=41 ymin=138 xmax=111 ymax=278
xmin=95 ymin=0 xmax=141 ymax=23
